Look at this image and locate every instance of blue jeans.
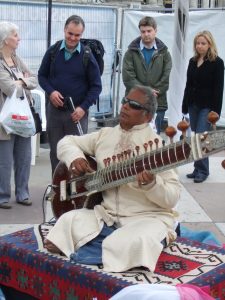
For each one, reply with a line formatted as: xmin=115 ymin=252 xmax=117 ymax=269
xmin=70 ymin=224 xmax=116 ymax=265
xmin=155 ymin=111 xmax=165 ymax=135
xmin=188 ymin=104 xmax=211 ymax=177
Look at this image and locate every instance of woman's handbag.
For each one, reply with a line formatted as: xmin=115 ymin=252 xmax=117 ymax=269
xmin=30 ymin=105 xmax=42 ymax=134
xmin=0 ymin=89 xmax=36 ymax=137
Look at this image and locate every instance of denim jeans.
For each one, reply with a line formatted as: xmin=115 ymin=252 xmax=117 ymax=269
xmin=155 ymin=110 xmax=166 ymax=135
xmin=188 ymin=104 xmax=211 ymax=177
xmin=70 ymin=224 xmax=116 ymax=265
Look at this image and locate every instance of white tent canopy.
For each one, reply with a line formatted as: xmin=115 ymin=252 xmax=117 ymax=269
xmin=120 ymin=9 xmax=225 ymax=127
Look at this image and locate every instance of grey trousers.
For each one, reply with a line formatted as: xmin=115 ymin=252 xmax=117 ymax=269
xmin=0 ymin=135 xmax=31 ymax=204
xmin=47 ymin=104 xmax=88 ymax=175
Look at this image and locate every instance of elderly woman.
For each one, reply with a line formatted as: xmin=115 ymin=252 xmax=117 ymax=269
xmin=0 ymin=21 xmax=37 ymax=209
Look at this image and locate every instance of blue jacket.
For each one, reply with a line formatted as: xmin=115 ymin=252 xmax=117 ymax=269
xmin=38 ymin=43 xmax=102 ymax=111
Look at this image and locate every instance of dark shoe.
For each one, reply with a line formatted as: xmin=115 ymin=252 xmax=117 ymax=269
xmin=194 ymin=175 xmax=207 ymax=183
xmin=0 ymin=202 xmax=12 ymax=209
xmin=17 ymin=199 xmax=32 ymax=206
xmin=186 ymin=172 xmax=196 ymax=179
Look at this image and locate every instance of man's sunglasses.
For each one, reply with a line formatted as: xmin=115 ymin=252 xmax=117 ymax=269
xmin=121 ymin=97 xmax=149 ymax=112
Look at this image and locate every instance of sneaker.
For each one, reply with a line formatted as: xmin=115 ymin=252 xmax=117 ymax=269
xmin=0 ymin=202 xmax=12 ymax=209
xmin=17 ymin=199 xmax=32 ymax=206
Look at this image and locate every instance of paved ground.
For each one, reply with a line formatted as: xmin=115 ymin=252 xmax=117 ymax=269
xmin=1 ymin=124 xmax=225 ymax=246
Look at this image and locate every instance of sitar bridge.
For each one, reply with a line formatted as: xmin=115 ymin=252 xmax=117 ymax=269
xmin=59 ymin=179 xmax=80 ymax=202
xmin=70 ymin=180 xmax=77 ymax=195
xmin=60 ymin=180 xmax=67 ymax=201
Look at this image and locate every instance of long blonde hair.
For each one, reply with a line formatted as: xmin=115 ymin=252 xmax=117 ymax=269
xmin=193 ymin=30 xmax=218 ymax=61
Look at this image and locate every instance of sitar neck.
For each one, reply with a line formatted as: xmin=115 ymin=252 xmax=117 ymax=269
xmin=84 ymin=130 xmax=225 ymax=193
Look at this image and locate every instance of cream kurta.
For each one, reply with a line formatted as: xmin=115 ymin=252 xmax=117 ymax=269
xmin=47 ymin=123 xmax=182 ymax=272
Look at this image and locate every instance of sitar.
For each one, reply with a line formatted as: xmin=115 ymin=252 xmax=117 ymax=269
xmin=51 ymin=117 xmax=225 ymax=219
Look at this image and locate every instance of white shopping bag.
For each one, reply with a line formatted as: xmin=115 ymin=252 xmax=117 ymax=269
xmin=0 ymin=89 xmax=36 ymax=137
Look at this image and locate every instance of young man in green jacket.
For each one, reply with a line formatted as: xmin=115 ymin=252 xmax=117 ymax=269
xmin=122 ymin=16 xmax=172 ymax=134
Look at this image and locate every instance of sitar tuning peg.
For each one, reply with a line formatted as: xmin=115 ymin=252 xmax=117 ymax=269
xmin=107 ymin=157 xmax=111 ymax=166
xmin=135 ymin=146 xmax=140 ymax=155
xmin=177 ymin=119 xmax=189 ymax=141
xmin=148 ymin=140 xmax=153 ymax=151
xmin=208 ymin=111 xmax=219 ymax=131
xmin=127 ymin=149 xmax=131 ymax=158
xmin=103 ymin=158 xmax=108 ymax=167
xmin=143 ymin=143 xmax=148 ymax=152
xmin=154 ymin=138 xmax=159 ymax=150
xmin=165 ymin=126 xmax=177 ymax=144
xmin=221 ymin=160 xmax=225 ymax=170
xmin=112 ymin=155 xmax=116 ymax=163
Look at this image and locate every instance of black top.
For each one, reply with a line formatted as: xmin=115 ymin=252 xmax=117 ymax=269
xmin=182 ymin=56 xmax=224 ymax=115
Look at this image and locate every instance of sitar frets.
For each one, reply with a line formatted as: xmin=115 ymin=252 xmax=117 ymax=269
xmin=94 ymin=141 xmax=191 ymax=190
xmin=68 ymin=140 xmax=192 ymax=194
xmin=66 ymin=130 xmax=225 ymax=198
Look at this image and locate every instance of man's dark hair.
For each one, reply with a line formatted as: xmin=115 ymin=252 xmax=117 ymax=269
xmin=65 ymin=15 xmax=85 ymax=29
xmin=138 ymin=16 xmax=157 ymax=29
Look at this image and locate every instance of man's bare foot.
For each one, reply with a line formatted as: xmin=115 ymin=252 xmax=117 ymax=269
xmin=44 ymin=239 xmax=62 ymax=254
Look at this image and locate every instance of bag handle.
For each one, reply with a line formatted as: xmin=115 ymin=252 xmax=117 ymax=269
xmin=11 ymin=70 xmax=18 ymax=81
xmin=10 ymin=70 xmax=33 ymax=105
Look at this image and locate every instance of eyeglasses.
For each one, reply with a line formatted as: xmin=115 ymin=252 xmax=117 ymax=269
xmin=121 ymin=97 xmax=149 ymax=112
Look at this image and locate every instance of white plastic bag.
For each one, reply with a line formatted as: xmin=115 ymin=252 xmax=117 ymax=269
xmin=0 ymin=89 xmax=36 ymax=137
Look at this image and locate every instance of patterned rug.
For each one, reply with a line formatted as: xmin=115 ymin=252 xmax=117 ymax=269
xmin=0 ymin=224 xmax=225 ymax=300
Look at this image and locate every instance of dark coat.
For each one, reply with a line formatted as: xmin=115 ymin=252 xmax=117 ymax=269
xmin=182 ymin=56 xmax=224 ymax=115
xmin=122 ymin=37 xmax=172 ymax=111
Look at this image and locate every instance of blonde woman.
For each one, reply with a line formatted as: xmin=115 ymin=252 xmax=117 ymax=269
xmin=182 ymin=30 xmax=224 ymax=183
xmin=0 ymin=21 xmax=37 ymax=208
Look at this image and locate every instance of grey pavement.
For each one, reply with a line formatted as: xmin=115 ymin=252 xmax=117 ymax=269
xmin=1 ymin=123 xmax=225 ymax=246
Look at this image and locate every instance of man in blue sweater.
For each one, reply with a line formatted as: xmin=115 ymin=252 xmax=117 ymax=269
xmin=38 ymin=15 xmax=102 ymax=174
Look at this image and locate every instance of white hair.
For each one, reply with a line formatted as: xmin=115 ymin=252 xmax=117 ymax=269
xmin=0 ymin=21 xmax=19 ymax=49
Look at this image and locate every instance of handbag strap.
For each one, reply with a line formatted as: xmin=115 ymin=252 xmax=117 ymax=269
xmin=10 ymin=70 xmax=33 ymax=105
xmin=11 ymin=70 xmax=18 ymax=81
